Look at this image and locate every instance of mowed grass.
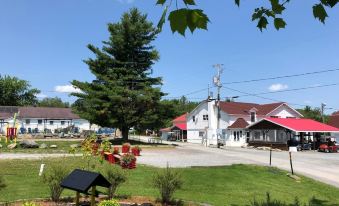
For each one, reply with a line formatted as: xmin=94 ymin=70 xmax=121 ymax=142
xmin=0 ymin=140 xmax=82 ymax=153
xmin=0 ymin=157 xmax=339 ymax=205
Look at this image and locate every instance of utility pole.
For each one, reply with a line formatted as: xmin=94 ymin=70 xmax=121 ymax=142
xmin=213 ymin=64 xmax=224 ymax=130
xmin=321 ymin=103 xmax=326 ymax=123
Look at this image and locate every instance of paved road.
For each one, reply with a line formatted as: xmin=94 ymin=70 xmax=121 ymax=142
xmin=138 ymin=142 xmax=339 ymax=188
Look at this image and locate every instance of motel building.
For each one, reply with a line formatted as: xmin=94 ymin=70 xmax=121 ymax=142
xmin=0 ymin=106 xmax=98 ymax=134
xmin=186 ymin=99 xmax=339 ymax=148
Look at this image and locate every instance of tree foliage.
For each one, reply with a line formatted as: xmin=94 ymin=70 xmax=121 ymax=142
xmin=297 ymin=106 xmax=329 ymax=123
xmin=0 ymin=75 xmax=40 ymax=106
xmin=156 ymin=0 xmax=338 ymax=35
xmin=72 ymin=8 xmax=163 ymax=140
xmin=38 ymin=97 xmax=70 ymax=108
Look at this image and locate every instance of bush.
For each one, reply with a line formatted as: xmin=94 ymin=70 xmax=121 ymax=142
xmin=0 ymin=175 xmax=6 ymax=191
xmin=120 ymin=153 xmax=135 ymax=166
xmin=42 ymin=163 xmax=69 ymax=202
xmin=98 ymin=199 xmax=120 ymax=206
xmin=152 ymin=165 xmax=183 ymax=204
xmin=103 ymin=163 xmax=127 ymax=199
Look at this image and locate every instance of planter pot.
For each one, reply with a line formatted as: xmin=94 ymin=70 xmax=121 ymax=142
xmin=122 ymin=145 xmax=130 ymax=153
xmin=131 ymin=148 xmax=140 ymax=156
xmin=121 ymin=159 xmax=136 ymax=169
xmin=113 ymin=147 xmax=120 ymax=154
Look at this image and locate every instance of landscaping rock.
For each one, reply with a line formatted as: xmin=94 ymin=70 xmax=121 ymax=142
xmin=50 ymin=144 xmax=58 ymax=148
xmin=39 ymin=143 xmax=48 ymax=149
xmin=70 ymin=144 xmax=79 ymax=149
xmin=7 ymin=143 xmax=17 ymax=149
xmin=20 ymin=139 xmax=39 ymax=148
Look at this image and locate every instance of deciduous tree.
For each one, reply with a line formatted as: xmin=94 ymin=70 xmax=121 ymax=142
xmin=0 ymin=75 xmax=40 ymax=106
xmin=156 ymin=0 xmax=338 ymax=35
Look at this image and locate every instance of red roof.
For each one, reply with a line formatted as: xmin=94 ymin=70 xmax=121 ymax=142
xmin=219 ymin=102 xmax=285 ymax=115
xmin=254 ymin=118 xmax=339 ymax=132
xmin=172 ymin=113 xmax=187 ymax=124
xmin=228 ymin=118 xmax=249 ymax=129
xmin=173 ymin=123 xmax=187 ymax=130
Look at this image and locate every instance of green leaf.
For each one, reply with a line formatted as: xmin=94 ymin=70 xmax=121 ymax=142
xmin=270 ymin=0 xmax=285 ymax=14
xmin=324 ymin=0 xmax=338 ymax=7
xmin=187 ymin=9 xmax=209 ymax=33
xmin=157 ymin=6 xmax=168 ymax=31
xmin=313 ymin=3 xmax=328 ymax=23
xmin=156 ymin=0 xmax=166 ymax=5
xmin=257 ymin=16 xmax=268 ymax=31
xmin=274 ymin=18 xmax=286 ymax=30
xmin=183 ymin=0 xmax=195 ymax=5
xmin=168 ymin=9 xmax=189 ymax=35
xmin=235 ymin=0 xmax=240 ymax=7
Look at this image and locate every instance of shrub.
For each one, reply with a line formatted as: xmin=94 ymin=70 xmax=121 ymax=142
xmin=152 ymin=165 xmax=183 ymax=204
xmin=42 ymin=163 xmax=69 ymax=202
xmin=133 ymin=145 xmax=142 ymax=151
xmin=101 ymin=139 xmax=112 ymax=152
xmin=0 ymin=175 xmax=6 ymax=191
xmin=98 ymin=199 xmax=120 ymax=206
xmin=122 ymin=143 xmax=130 ymax=147
xmin=103 ymin=163 xmax=127 ymax=199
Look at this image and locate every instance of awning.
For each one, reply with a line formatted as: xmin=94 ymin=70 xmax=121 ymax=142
xmin=247 ymin=118 xmax=339 ymax=133
xmin=173 ymin=123 xmax=187 ymax=130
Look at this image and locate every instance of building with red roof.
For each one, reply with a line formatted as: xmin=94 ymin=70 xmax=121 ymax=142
xmin=160 ymin=113 xmax=187 ymax=142
xmin=187 ymin=100 xmax=304 ymax=146
xmin=328 ymin=111 xmax=339 ymax=138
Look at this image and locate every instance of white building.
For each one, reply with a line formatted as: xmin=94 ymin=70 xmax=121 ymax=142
xmin=0 ymin=106 xmax=98 ymax=134
xmin=187 ymin=100 xmax=303 ymax=146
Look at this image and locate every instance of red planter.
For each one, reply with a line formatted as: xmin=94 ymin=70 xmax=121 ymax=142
xmin=131 ymin=148 xmax=140 ymax=156
xmin=122 ymin=145 xmax=130 ymax=153
xmin=121 ymin=158 xmax=136 ymax=169
xmin=113 ymin=147 xmax=120 ymax=154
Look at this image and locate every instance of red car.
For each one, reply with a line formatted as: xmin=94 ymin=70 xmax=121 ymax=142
xmin=318 ymin=144 xmax=337 ymax=153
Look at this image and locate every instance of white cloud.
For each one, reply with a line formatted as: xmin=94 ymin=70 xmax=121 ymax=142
xmin=54 ymin=85 xmax=82 ymax=93
xmin=268 ymin=83 xmax=288 ymax=92
xmin=36 ymin=93 xmax=47 ymax=98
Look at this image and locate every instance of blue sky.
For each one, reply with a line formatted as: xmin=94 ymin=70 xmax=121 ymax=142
xmin=0 ymin=0 xmax=338 ymax=113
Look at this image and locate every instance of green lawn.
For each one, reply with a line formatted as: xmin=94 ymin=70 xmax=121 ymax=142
xmin=0 ymin=157 xmax=339 ymax=205
xmin=0 ymin=140 xmax=82 ymax=153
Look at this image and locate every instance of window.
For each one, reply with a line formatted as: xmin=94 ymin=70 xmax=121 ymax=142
xmin=246 ymin=132 xmax=250 ymax=138
xmin=193 ymin=116 xmax=196 ymax=122
xmin=199 ymin=131 xmax=204 ymax=137
xmin=287 ymin=116 xmax=296 ymax=119
xmin=254 ymin=131 xmax=261 ymax=140
xmin=250 ymin=112 xmax=256 ymax=122
xmin=233 ymin=131 xmax=237 ymax=141
xmin=25 ymin=119 xmax=30 ymax=124
xmin=237 ymin=132 xmax=240 ymax=141
xmin=61 ymin=121 xmax=65 ymax=125
xmin=38 ymin=119 xmax=42 ymax=125
xmin=203 ymin=115 xmax=208 ymax=121
xmin=270 ymin=116 xmax=279 ymax=118
xmin=49 ymin=121 xmax=54 ymax=125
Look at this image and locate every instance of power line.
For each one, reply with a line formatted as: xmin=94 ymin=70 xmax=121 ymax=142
xmin=233 ymin=83 xmax=339 ymax=97
xmin=222 ymin=68 xmax=339 ymax=85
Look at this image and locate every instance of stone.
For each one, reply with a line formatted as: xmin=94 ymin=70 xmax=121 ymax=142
xmin=7 ymin=143 xmax=17 ymax=149
xmin=70 ymin=144 xmax=79 ymax=149
xmin=50 ymin=145 xmax=58 ymax=148
xmin=39 ymin=143 xmax=48 ymax=149
xmin=20 ymin=139 xmax=39 ymax=148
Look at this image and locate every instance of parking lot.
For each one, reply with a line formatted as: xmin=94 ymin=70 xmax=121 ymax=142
xmin=138 ymin=142 xmax=339 ymax=188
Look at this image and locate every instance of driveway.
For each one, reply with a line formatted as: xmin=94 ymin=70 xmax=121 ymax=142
xmin=138 ymin=142 xmax=339 ymax=188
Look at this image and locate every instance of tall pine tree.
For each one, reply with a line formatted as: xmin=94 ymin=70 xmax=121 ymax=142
xmin=72 ymin=8 xmax=163 ymax=140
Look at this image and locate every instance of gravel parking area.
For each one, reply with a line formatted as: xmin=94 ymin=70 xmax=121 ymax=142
xmin=138 ymin=142 xmax=339 ymax=188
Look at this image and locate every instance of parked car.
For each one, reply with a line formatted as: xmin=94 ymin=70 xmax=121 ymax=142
xmin=318 ymin=143 xmax=337 ymax=153
xmin=297 ymin=143 xmax=311 ymax=151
